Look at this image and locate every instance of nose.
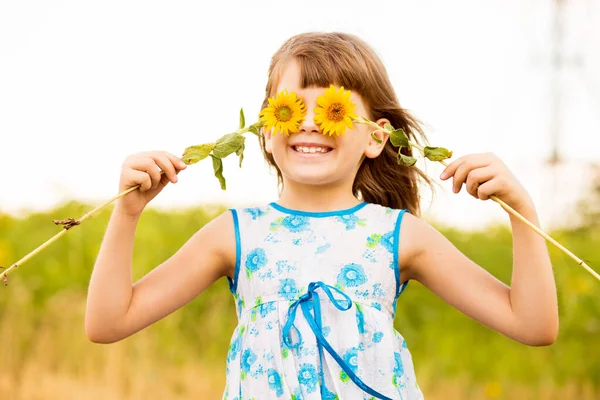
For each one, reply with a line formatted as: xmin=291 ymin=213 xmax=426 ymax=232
xmin=298 ymin=106 xmax=320 ymax=134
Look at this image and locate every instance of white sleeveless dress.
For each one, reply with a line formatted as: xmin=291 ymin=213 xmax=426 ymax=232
xmin=222 ymin=202 xmax=424 ymax=399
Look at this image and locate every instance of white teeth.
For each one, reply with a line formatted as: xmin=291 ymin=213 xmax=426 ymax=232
xmin=295 ymin=146 xmax=330 ymax=154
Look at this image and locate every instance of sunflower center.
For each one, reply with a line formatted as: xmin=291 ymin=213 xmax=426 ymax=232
xmin=275 ymin=105 xmax=292 ymax=122
xmin=326 ymin=103 xmax=345 ymax=122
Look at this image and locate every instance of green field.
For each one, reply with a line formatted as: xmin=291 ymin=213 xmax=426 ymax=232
xmin=1 ymin=201 xmax=598 ymax=399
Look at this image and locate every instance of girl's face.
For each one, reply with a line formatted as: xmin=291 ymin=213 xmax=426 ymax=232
xmin=264 ymin=61 xmax=387 ymax=189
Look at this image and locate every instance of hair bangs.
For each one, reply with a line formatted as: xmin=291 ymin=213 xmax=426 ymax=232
xmin=295 ymin=52 xmax=367 ymax=95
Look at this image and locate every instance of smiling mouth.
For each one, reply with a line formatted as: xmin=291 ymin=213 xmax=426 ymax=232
xmin=291 ymin=145 xmax=333 ymax=154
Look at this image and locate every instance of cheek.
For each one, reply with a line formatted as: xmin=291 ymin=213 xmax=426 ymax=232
xmin=265 ymin=132 xmax=284 ymax=152
xmin=340 ymin=131 xmax=369 ymax=156
xmin=269 ymin=136 xmax=289 ymax=159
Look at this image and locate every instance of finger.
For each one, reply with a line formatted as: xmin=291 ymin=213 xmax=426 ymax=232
xmin=440 ymin=156 xmax=467 ymax=180
xmin=130 ymin=169 xmax=153 ymax=192
xmin=452 ymin=161 xmax=486 ymax=193
xmin=441 ymin=153 xmax=492 ymax=182
xmin=465 ymin=166 xmax=495 ymax=198
xmin=152 ymin=153 xmax=179 ymax=184
xmin=476 ymin=179 xmax=503 ymax=201
xmin=451 ymin=158 xmax=490 ymax=194
xmin=131 ymin=158 xmax=162 ymax=189
xmin=163 ymin=152 xmax=187 ymax=171
xmin=156 ymin=171 xmax=172 ymax=190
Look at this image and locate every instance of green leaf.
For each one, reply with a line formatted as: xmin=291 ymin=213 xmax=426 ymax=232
xmin=424 ymin=146 xmax=453 ymax=161
xmin=384 ymin=123 xmax=395 ymax=132
xmin=239 ymin=108 xmax=245 ymax=130
xmin=212 ymin=132 xmax=246 ymax=158
xmin=248 ymin=125 xmax=261 ymax=137
xmin=397 ymin=152 xmax=417 ymax=167
xmin=370 ymin=131 xmax=383 ymax=144
xmin=210 ymin=155 xmax=226 ymax=190
xmin=236 ymin=137 xmax=246 ymax=168
xmin=181 ymin=143 xmax=215 ymax=165
xmin=389 ymin=128 xmax=410 ymax=148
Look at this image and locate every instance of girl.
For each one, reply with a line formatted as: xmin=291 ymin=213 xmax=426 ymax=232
xmin=85 ymin=32 xmax=558 ymax=399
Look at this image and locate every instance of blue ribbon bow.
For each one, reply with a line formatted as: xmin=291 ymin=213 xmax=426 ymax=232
xmin=282 ymin=281 xmax=393 ymax=400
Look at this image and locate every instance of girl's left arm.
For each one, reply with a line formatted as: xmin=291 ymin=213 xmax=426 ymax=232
xmin=401 ymin=153 xmax=559 ymax=346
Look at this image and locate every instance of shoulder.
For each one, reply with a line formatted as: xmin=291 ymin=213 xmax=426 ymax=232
xmin=397 ymin=211 xmax=449 ymax=282
xmin=189 ymin=208 xmax=239 ymax=278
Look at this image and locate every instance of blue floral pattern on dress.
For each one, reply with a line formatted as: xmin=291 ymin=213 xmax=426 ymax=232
xmin=227 ymin=325 xmax=244 ymax=362
xmin=267 ymin=368 xmax=284 ymax=397
xmin=366 ymin=233 xmax=382 ymax=248
xmin=336 ymin=263 xmax=368 ymax=288
xmin=381 ymin=231 xmax=394 ymax=254
xmin=281 ymin=215 xmax=310 ymax=232
xmin=276 ymin=260 xmax=297 ymax=274
xmin=240 ymin=349 xmax=257 ymax=379
xmin=373 ymin=332 xmax=384 ymax=343
xmin=278 ymin=278 xmax=299 ymax=301
xmin=342 ymin=347 xmax=359 ymax=373
xmin=245 ymin=248 xmax=267 ymax=278
xmin=245 ymin=207 xmax=268 ymax=220
xmin=298 ymin=363 xmax=319 ymax=393
xmin=356 ymin=303 xmax=366 ymax=334
xmin=335 ymin=214 xmax=365 ymax=230
xmin=392 ymin=351 xmax=405 ymax=388
xmin=258 ymin=301 xmax=277 ymax=318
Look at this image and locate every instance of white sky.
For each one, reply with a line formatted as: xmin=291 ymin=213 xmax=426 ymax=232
xmin=1 ymin=0 xmax=599 ymax=229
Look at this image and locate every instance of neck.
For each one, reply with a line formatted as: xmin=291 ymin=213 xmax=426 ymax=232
xmin=277 ymin=179 xmax=361 ymax=212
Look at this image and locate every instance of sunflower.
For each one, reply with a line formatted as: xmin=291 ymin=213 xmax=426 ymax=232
xmin=314 ymin=85 xmax=358 ymax=136
xmin=259 ymin=90 xmax=306 ymax=136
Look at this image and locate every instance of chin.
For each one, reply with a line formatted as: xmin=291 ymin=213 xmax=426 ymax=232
xmin=283 ymin=170 xmax=338 ymax=186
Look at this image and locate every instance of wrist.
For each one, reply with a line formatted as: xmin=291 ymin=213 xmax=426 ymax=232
xmin=113 ymin=203 xmax=142 ymax=223
xmin=512 ymin=198 xmax=536 ymax=216
xmin=508 ymin=201 xmax=539 ymax=226
xmin=506 ymin=191 xmax=536 ymax=215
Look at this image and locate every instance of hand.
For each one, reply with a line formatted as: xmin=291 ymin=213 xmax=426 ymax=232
xmin=439 ymin=152 xmax=533 ymax=213
xmin=116 ymin=151 xmax=187 ymax=217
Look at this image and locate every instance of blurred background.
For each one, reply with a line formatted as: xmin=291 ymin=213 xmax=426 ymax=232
xmin=1 ymin=0 xmax=599 ymax=399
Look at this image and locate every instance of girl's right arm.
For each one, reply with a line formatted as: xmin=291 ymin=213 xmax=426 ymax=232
xmin=85 ymin=151 xmax=236 ymax=344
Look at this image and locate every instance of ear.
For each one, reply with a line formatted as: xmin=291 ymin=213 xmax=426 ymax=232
xmin=364 ymin=118 xmax=390 ymax=159
xmin=263 ymin=128 xmax=273 ymax=154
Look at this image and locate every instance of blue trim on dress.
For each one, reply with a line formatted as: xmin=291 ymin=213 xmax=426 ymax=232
xmin=227 ymin=209 xmax=241 ymax=294
xmin=393 ymin=209 xmax=409 ymax=301
xmin=269 ymin=201 xmax=367 ymax=218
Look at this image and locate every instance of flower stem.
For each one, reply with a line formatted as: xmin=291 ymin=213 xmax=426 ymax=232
xmin=354 ymin=117 xmax=600 ymax=282
xmin=0 ymin=184 xmax=139 ymax=284
xmin=492 ymin=194 xmax=599 ymax=280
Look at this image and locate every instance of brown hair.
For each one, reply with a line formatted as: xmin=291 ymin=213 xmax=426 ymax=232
xmin=259 ymin=32 xmax=434 ymax=216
